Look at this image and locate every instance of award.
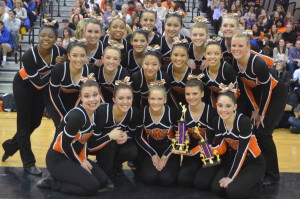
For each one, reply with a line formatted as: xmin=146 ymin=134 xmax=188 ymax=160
xmin=172 ymin=103 xmax=190 ymax=154
xmin=193 ymin=124 xmax=221 ymax=168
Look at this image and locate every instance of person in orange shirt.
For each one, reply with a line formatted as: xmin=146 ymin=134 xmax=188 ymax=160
xmin=161 ymin=0 xmax=175 ymax=11
xmin=275 ymin=19 xmax=286 ymax=33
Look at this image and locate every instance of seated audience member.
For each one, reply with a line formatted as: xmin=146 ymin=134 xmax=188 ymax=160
xmin=0 ymin=0 xmax=11 ymax=13
xmin=246 ymin=13 xmax=257 ymax=29
xmin=114 ymin=0 xmax=128 ymax=11
xmin=288 ymin=105 xmax=300 ymax=134
xmin=23 ymin=0 xmax=37 ymax=27
xmin=260 ymin=33 xmax=274 ymax=57
xmin=273 ymin=38 xmax=289 ymax=63
xmin=275 ymin=18 xmax=286 ymax=33
xmin=0 ymin=21 xmax=14 ymax=67
xmin=282 ymin=23 xmax=297 ymax=48
xmin=58 ymin=18 xmax=75 ymax=38
xmin=121 ymin=3 xmax=131 ymax=24
xmin=161 ymin=0 xmax=175 ymax=11
xmin=156 ymin=0 xmax=167 ymax=23
xmin=212 ymin=0 xmax=225 ymax=34
xmin=14 ymin=0 xmax=28 ymax=24
xmin=127 ymin=1 xmax=136 ymax=16
xmin=287 ymin=40 xmax=300 ymax=76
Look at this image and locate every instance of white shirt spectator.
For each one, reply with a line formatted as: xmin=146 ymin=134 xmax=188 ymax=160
xmin=14 ymin=7 xmax=27 ymax=21
xmin=156 ymin=5 xmax=167 ymax=22
xmin=3 ymin=11 xmax=21 ymax=33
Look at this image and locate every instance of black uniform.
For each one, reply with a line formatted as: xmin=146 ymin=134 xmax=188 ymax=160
xmin=188 ymin=43 xmax=206 ymax=70
xmin=162 ymin=63 xmax=193 ymax=108
xmin=122 ymin=49 xmax=143 ymax=74
xmin=233 ymin=53 xmax=288 ymax=181
xmin=88 ymin=103 xmax=139 ymax=176
xmin=200 ymin=61 xmax=238 ymax=108
xmin=101 ymin=35 xmax=129 ymax=53
xmin=47 ymin=105 xmax=107 ymax=195
xmin=131 ymin=68 xmax=170 ymax=108
xmin=160 ymin=35 xmax=191 ymax=64
xmin=48 ymin=62 xmax=93 ymax=127
xmin=87 ymin=41 xmax=104 ymax=67
xmin=211 ymin=113 xmax=266 ymax=199
xmin=136 ymin=105 xmax=180 ymax=186
xmin=96 ymin=65 xmax=130 ymax=103
xmin=2 ymin=44 xmax=66 ymax=167
xmin=177 ymin=104 xmax=219 ymax=189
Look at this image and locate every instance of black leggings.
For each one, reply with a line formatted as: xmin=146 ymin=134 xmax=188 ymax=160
xmin=140 ymin=154 xmax=180 ymax=186
xmin=254 ymin=82 xmax=287 ymax=180
xmin=46 ymin=149 xmax=108 ymax=195
xmin=2 ymin=74 xmax=45 ymax=167
xmin=178 ymin=155 xmax=219 ymax=190
xmin=211 ymin=155 xmax=266 ymax=199
xmin=96 ymin=139 xmax=138 ymax=176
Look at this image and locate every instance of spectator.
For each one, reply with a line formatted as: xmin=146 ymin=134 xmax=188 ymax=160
xmin=246 ymin=13 xmax=257 ymax=29
xmin=0 ymin=20 xmax=14 ymax=67
xmin=284 ymin=11 xmax=296 ymax=27
xmin=251 ymin=24 xmax=264 ymax=46
xmin=260 ymin=8 xmax=270 ymax=24
xmin=56 ymin=37 xmax=63 ymax=48
xmin=3 ymin=10 xmax=21 ymax=47
xmin=23 ymin=0 xmax=36 ymax=27
xmin=228 ymin=3 xmax=237 ymax=14
xmin=121 ymin=3 xmax=131 ymax=24
xmin=275 ymin=18 xmax=286 ymax=33
xmin=5 ymin=0 xmax=12 ymax=10
xmin=270 ymin=24 xmax=280 ymax=44
xmin=257 ymin=15 xmax=267 ymax=33
xmin=274 ymin=4 xmax=286 ymax=19
xmin=101 ymin=0 xmax=114 ymax=11
xmin=237 ymin=10 xmax=243 ymax=18
xmin=156 ymin=0 xmax=167 ymax=22
xmin=135 ymin=2 xmax=143 ymax=16
xmin=235 ymin=0 xmax=243 ymax=12
xmin=212 ymin=0 xmax=225 ymax=34
xmin=114 ymin=0 xmax=127 ymax=11
xmin=62 ymin=27 xmax=72 ymax=49
xmin=239 ymin=16 xmax=247 ymax=30
xmin=273 ymin=38 xmax=289 ymax=63
xmin=127 ymin=1 xmax=136 ymax=16
xmin=282 ymin=23 xmax=297 ymax=47
xmin=288 ymin=40 xmax=300 ymax=76
xmin=129 ymin=14 xmax=140 ymax=31
xmin=71 ymin=7 xmax=84 ymax=20
xmin=261 ymin=33 xmax=274 ymax=57
xmin=0 ymin=0 xmax=11 ymax=13
xmin=274 ymin=0 xmax=289 ymax=12
xmin=103 ymin=6 xmax=112 ymax=27
xmin=58 ymin=19 xmax=74 ymax=38
xmin=161 ymin=0 xmax=175 ymax=11
xmin=244 ymin=5 xmax=256 ymax=20
xmin=288 ymin=105 xmax=300 ymax=134
xmin=0 ymin=6 xmax=8 ymax=21
xmin=70 ymin=14 xmax=80 ymax=31
xmin=14 ymin=0 xmax=28 ymax=24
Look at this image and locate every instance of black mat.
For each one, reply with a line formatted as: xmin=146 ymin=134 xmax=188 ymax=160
xmin=0 ymin=167 xmax=299 ymax=199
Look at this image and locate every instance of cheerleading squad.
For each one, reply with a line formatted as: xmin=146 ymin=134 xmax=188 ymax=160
xmin=1 ymin=12 xmax=287 ymax=198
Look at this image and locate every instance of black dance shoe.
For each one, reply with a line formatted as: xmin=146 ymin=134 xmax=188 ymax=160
xmin=2 ymin=152 xmax=9 ymax=162
xmin=24 ymin=165 xmax=42 ymax=176
xmin=37 ymin=176 xmax=53 ymax=189
xmin=262 ymin=177 xmax=279 ymax=186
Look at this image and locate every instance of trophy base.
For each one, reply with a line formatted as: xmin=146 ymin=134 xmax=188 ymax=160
xmin=202 ymin=159 xmax=221 ymax=168
xmin=172 ymin=149 xmax=189 ymax=155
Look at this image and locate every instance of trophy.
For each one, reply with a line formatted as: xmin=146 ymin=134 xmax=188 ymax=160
xmin=193 ymin=124 xmax=221 ymax=168
xmin=172 ymin=103 xmax=190 ymax=154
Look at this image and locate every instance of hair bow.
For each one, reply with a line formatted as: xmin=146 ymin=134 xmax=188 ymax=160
xmin=187 ymin=73 xmax=205 ymax=80
xmin=236 ymin=29 xmax=253 ymax=35
xmin=221 ymin=12 xmax=239 ymax=17
xmin=42 ymin=19 xmax=58 ymax=26
xmin=170 ymin=10 xmax=187 ymax=18
xmin=70 ymin=37 xmax=87 ymax=43
xmin=149 ymin=79 xmax=166 ymax=86
xmin=147 ymin=7 xmax=157 ymax=12
xmin=108 ymin=40 xmax=124 ymax=49
xmin=108 ymin=13 xmax=123 ymax=23
xmin=115 ymin=76 xmax=132 ymax=86
xmin=172 ymin=37 xmax=188 ymax=45
xmin=93 ymin=16 xmax=104 ymax=23
xmin=147 ymin=45 xmax=160 ymax=52
xmin=80 ymin=73 xmax=96 ymax=83
xmin=192 ymin=16 xmax=208 ymax=23
xmin=207 ymin=36 xmax=222 ymax=43
xmin=219 ymin=83 xmax=237 ymax=93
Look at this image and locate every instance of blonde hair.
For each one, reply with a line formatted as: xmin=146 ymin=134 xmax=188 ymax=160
xmin=191 ymin=22 xmax=208 ymax=34
xmin=232 ymin=33 xmax=250 ymax=44
xmin=221 ymin=16 xmax=239 ymax=27
xmin=75 ymin=18 xmax=89 ymax=39
xmin=149 ymin=85 xmax=167 ymax=99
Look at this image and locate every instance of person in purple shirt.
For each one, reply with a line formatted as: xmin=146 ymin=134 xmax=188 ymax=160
xmin=287 ymin=40 xmax=300 ymax=77
xmin=212 ymin=0 xmax=225 ymax=34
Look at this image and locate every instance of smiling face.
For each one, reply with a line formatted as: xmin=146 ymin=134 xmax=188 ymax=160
xmin=142 ymin=55 xmax=161 ymax=79
xmin=113 ymin=88 xmax=133 ymax=113
xmin=231 ymin=36 xmax=250 ymax=61
xmin=217 ymin=95 xmax=237 ymax=121
xmin=205 ymin=44 xmax=223 ymax=68
xmin=148 ymin=89 xmax=166 ymax=113
xmin=191 ymin=27 xmax=208 ymax=47
xmin=221 ymin=18 xmax=238 ymax=39
xmin=164 ymin=16 xmax=182 ymax=38
xmin=68 ymin=46 xmax=87 ymax=70
xmin=80 ymin=85 xmax=101 ymax=114
xmin=84 ymin=22 xmax=102 ymax=45
xmin=102 ymin=48 xmax=121 ymax=72
xmin=38 ymin=27 xmax=57 ymax=50
xmin=140 ymin=12 xmax=156 ymax=32
xmin=171 ymin=46 xmax=188 ymax=69
xmin=131 ymin=33 xmax=148 ymax=53
xmin=185 ymin=86 xmax=204 ymax=107
xmin=109 ymin=19 xmax=126 ymax=41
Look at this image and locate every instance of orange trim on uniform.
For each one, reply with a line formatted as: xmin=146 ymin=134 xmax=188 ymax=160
xmin=243 ymin=83 xmax=259 ymax=111
xmin=248 ymin=136 xmax=261 ymax=157
xmin=251 ymin=50 xmax=274 ymax=67
xmin=261 ymin=76 xmax=278 ymax=116
xmin=19 ymin=68 xmax=28 ymax=80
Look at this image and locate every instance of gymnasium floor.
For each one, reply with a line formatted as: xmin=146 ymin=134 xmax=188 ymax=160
xmin=1 ymin=112 xmax=300 ymax=198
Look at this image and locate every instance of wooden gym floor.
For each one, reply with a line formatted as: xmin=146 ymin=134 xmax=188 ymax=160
xmin=0 ymin=112 xmax=300 ymax=198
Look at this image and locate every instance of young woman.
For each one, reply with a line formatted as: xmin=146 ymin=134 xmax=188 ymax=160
xmin=177 ymin=79 xmax=219 ymax=189
xmin=273 ymin=38 xmax=289 ymax=63
xmin=231 ymin=33 xmax=288 ymax=186
xmin=2 ymin=25 xmax=67 ymax=175
xmin=101 ymin=17 xmax=129 ymax=53
xmin=136 ymin=85 xmax=180 ymax=186
xmin=123 ymin=30 xmax=148 ymax=74
xmin=62 ymin=27 xmax=72 ymax=49
xmin=199 ymin=42 xmax=238 ymax=108
xmin=188 ymin=22 xmax=209 ymax=70
xmin=96 ymin=46 xmax=130 ymax=103
xmin=47 ymin=42 xmax=94 ymax=128
xmin=211 ymin=91 xmax=266 ymax=198
xmin=160 ymin=13 xmax=191 ymax=64
xmin=37 ymin=80 xmax=108 ymax=195
xmin=84 ymin=19 xmax=105 ymax=68
xmin=131 ymin=51 xmax=170 ymax=108
xmin=269 ymin=24 xmax=280 ymax=45
xmin=139 ymin=10 xmax=161 ymax=46
xmin=163 ymin=43 xmax=193 ymax=108
xmin=88 ymin=84 xmax=139 ymax=182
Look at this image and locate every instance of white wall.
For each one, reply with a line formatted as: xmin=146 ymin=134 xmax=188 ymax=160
xmin=290 ymin=0 xmax=300 ymax=9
